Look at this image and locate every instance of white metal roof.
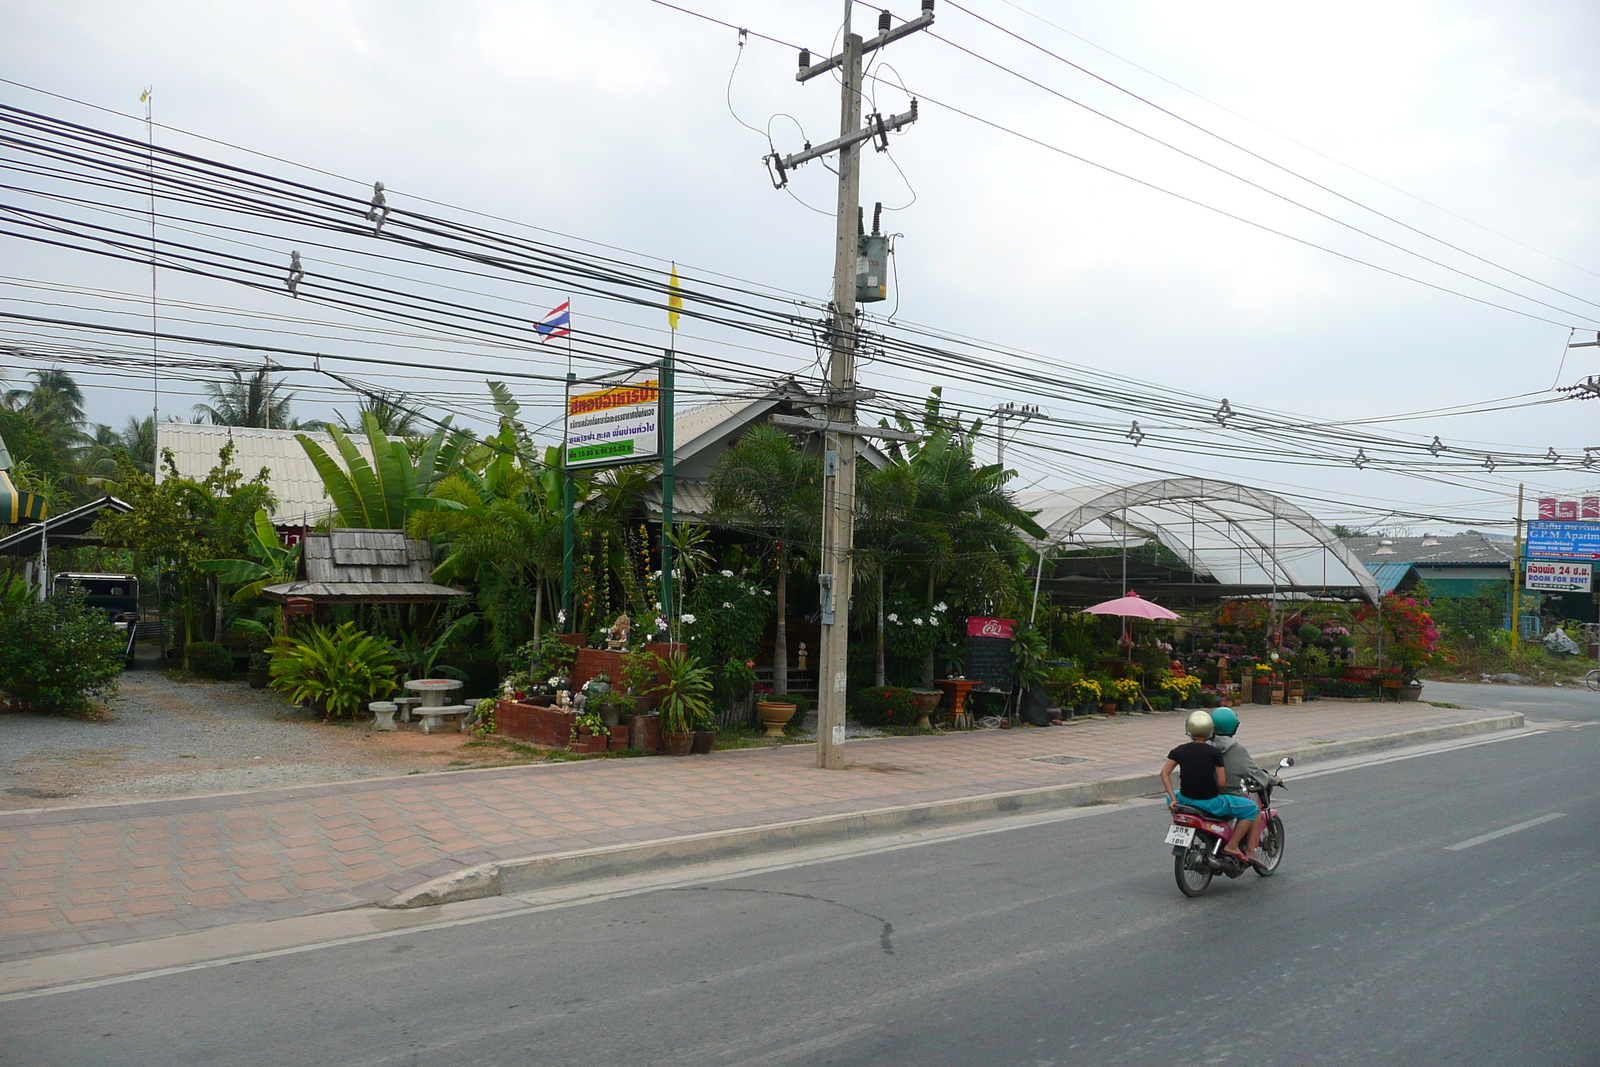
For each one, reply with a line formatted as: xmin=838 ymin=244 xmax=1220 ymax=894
xmin=155 ymin=423 xmax=377 ymax=526
xmin=1018 ymin=478 xmax=1380 ymax=602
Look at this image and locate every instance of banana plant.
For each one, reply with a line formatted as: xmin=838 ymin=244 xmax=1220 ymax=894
xmin=297 ymin=411 xmax=468 ymax=528
xmin=198 ymin=508 xmax=300 ymax=601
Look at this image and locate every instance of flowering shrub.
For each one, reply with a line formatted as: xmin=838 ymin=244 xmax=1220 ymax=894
xmin=884 ymin=599 xmax=951 ymax=663
xmin=854 ymin=685 xmax=918 ymax=726
xmin=683 ymin=570 xmax=772 ymax=711
xmin=1109 ymin=677 xmax=1142 ymax=701
xmin=1073 ymin=677 xmax=1103 ymax=703
xmin=1158 ymin=671 xmax=1203 ymax=700
xmin=1357 ymin=593 xmax=1443 ymax=683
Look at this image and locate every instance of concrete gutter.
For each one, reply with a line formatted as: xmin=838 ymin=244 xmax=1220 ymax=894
xmin=382 ymin=712 xmax=1524 ymax=908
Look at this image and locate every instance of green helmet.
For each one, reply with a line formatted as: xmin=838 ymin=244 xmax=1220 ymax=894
xmin=1211 ymin=707 xmax=1240 ymax=737
xmin=1184 ymin=709 xmax=1214 ymax=739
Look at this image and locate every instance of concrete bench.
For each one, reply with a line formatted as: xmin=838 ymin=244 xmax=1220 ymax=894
xmin=419 ymin=704 xmax=474 ymax=734
xmin=392 ymin=696 xmax=423 ymax=722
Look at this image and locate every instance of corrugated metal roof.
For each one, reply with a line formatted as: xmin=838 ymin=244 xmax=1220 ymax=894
xmin=155 ymin=423 xmax=378 ymax=526
xmin=1343 ymin=533 xmax=1514 ymax=567
xmin=1362 ymin=561 xmax=1418 ymax=594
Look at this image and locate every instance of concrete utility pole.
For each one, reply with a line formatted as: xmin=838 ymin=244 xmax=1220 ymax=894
xmin=768 ymin=1 xmax=933 ymax=768
xmin=992 ymin=402 xmax=1042 ymax=466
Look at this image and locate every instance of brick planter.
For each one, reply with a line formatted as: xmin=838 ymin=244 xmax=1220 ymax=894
xmin=571 ymin=729 xmax=609 ymax=755
xmin=496 ymin=699 xmax=576 ymax=748
xmin=608 ymin=725 xmax=631 ymax=751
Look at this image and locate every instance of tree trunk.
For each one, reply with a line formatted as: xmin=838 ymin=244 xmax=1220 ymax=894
xmin=774 ymin=545 xmax=788 ymax=697
xmin=875 ymin=566 xmax=886 ymax=687
xmin=921 ymin=569 xmax=937 ymax=688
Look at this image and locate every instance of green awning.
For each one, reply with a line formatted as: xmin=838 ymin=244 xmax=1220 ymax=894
xmin=0 ymin=469 xmax=46 ymax=524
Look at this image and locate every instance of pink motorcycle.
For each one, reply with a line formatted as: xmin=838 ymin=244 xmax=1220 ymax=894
xmin=1164 ymin=757 xmax=1293 ymax=897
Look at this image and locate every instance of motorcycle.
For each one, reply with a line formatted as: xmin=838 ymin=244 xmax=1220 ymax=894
xmin=1164 ymin=756 xmax=1294 ymax=897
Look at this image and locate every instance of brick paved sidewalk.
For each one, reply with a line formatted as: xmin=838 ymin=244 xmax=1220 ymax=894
xmin=0 ymin=702 xmax=1499 ymax=961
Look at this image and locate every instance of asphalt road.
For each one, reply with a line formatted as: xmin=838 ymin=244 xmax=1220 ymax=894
xmin=1424 ymin=678 xmax=1600 ymax=723
xmin=4 ymin=724 xmax=1596 ymax=1067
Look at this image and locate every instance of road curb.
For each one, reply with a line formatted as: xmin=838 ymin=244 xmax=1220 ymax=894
xmin=382 ymin=712 xmax=1525 ymax=908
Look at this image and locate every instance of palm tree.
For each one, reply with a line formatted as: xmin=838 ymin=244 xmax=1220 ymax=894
xmin=87 ymin=416 xmax=156 ymax=479
xmin=1 ymin=368 xmax=91 ymax=498
xmin=337 ymin=392 xmax=423 ymax=437
xmin=885 ymin=391 xmax=1046 ymax=686
xmin=709 ymin=425 xmax=821 ymax=697
xmin=298 ymin=412 xmax=469 ymax=529
xmin=194 ymin=368 xmax=298 ymax=428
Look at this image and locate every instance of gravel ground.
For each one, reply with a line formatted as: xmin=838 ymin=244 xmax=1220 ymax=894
xmin=0 ymin=671 xmax=502 ymax=809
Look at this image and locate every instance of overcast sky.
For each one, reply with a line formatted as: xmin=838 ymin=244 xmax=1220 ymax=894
xmin=4 ymin=0 xmax=1600 ymax=531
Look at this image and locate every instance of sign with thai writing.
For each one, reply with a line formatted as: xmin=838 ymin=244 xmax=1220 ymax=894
xmin=1527 ymin=520 xmax=1600 ymax=561
xmin=565 ymin=376 xmax=659 ymax=468
xmin=1525 ymin=560 xmax=1592 ymax=592
xmin=966 ymin=617 xmax=1016 ymax=639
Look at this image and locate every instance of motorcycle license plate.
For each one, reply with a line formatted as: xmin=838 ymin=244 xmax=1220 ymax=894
xmin=1164 ymin=825 xmax=1195 ymax=848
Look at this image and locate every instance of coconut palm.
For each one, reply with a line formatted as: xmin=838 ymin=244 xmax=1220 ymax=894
xmin=337 ymin=391 xmax=423 ymax=437
xmin=709 ymin=425 xmax=821 ymax=697
xmin=194 ymin=368 xmax=298 ymax=428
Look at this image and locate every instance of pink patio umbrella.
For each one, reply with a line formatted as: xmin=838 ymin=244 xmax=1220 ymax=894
xmin=1081 ymin=591 xmax=1182 ymax=620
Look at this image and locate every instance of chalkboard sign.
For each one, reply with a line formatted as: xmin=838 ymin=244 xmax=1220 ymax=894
xmin=966 ymin=635 xmax=1013 ymax=693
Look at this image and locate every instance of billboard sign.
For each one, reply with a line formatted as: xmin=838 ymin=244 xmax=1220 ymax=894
xmin=1525 ymin=560 xmax=1592 ymax=592
xmin=564 ymin=375 xmax=659 ymax=468
xmin=966 ymin=617 xmax=1016 ymax=639
xmin=1527 ymin=520 xmax=1600 ymax=561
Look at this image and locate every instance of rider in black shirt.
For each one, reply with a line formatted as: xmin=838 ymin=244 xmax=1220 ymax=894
xmin=1160 ymin=710 xmax=1259 ymax=863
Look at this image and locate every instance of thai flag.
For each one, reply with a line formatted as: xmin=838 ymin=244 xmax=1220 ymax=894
xmin=535 ymin=301 xmax=571 ymax=342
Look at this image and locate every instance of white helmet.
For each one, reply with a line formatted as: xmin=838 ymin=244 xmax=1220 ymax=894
xmin=1184 ymin=709 xmax=1215 ymax=739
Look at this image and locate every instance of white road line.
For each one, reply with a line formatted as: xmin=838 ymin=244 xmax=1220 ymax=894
xmin=1445 ymin=813 xmax=1568 ymax=851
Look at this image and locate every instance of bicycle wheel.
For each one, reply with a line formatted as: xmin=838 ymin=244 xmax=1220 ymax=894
xmin=1585 ymin=669 xmax=1600 ymax=693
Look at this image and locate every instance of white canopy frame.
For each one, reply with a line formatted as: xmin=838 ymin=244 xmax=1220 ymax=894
xmin=1020 ymin=479 xmax=1380 ymax=607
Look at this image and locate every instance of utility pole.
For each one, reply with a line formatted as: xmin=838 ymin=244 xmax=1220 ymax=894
xmin=992 ymin=402 xmax=1042 ymax=465
xmin=1511 ymin=483 xmax=1524 ymax=654
xmin=769 ymin=1 xmax=934 ymax=768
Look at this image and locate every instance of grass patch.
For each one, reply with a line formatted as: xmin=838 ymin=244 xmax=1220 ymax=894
xmin=874 ymin=724 xmax=943 ymax=737
xmin=714 ymin=725 xmax=790 ymax=749
xmin=1427 ymin=701 xmax=1462 ymax=709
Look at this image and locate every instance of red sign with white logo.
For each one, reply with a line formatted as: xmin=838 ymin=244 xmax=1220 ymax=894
xmin=967 ymin=617 xmax=1016 ymax=639
xmin=1584 ymin=497 xmax=1599 ymax=520
xmin=1538 ymin=498 xmax=1557 ymax=520
xmin=1557 ymin=499 xmax=1579 ymax=520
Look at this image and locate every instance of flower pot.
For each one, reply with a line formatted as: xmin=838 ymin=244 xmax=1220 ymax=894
xmin=1077 ymin=702 xmax=1096 ymax=717
xmin=247 ymin=667 xmax=270 ymax=689
xmin=1397 ymin=682 xmax=1423 ymax=702
xmin=663 ymin=730 xmax=694 ymax=756
xmin=691 ymin=729 xmax=716 ymax=754
xmin=1100 ymin=702 xmax=1117 ymax=716
xmin=756 ymin=700 xmax=797 ymax=738
xmin=1116 ymin=700 xmax=1131 ymax=714
xmin=599 ymin=705 xmax=620 ymax=728
xmin=909 ymin=689 xmax=942 ymax=729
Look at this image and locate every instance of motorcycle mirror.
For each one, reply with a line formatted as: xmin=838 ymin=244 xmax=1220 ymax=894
xmin=1278 ymin=757 xmax=1294 ymax=769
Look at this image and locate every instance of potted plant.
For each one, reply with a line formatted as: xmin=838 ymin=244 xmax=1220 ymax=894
xmin=1072 ymin=676 xmax=1102 ymax=717
xmin=620 ymin=653 xmax=659 ymax=714
xmin=583 ymin=671 xmax=618 ymax=726
xmin=247 ymin=649 xmax=271 ymax=689
xmin=651 ymin=651 xmax=712 ymax=756
xmin=1110 ymin=677 xmax=1141 ymax=713
xmin=691 ymin=702 xmax=717 ymax=754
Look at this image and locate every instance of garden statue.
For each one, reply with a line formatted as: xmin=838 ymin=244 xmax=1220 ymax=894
xmin=573 ymin=691 xmax=587 ymax=713
xmin=797 ymin=641 xmax=807 ymax=672
xmin=556 ymin=689 xmax=572 ymax=710
xmin=604 ymin=613 xmax=631 ymax=651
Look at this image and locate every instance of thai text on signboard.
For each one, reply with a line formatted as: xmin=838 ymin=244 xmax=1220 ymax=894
xmin=1538 ymin=498 xmax=1600 ymax=521
xmin=1525 ymin=561 xmax=1592 ymax=592
xmin=565 ymin=376 xmax=659 ymax=468
xmin=1525 ymin=520 xmax=1600 ymax=561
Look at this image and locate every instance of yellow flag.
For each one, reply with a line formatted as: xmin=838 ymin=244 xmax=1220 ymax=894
xmin=139 ymin=87 xmax=151 ymax=104
xmin=668 ymin=262 xmax=682 ymax=332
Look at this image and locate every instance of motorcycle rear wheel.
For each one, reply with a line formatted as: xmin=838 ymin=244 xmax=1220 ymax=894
xmin=1254 ymin=815 xmax=1285 ymax=876
xmin=1174 ymin=842 xmax=1213 ymax=897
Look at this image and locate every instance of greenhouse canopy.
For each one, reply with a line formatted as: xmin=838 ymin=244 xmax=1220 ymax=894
xmin=1017 ymin=479 xmax=1380 ymax=605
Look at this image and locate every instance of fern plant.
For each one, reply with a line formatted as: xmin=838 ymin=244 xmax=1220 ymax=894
xmin=269 ymin=622 xmax=399 ymax=719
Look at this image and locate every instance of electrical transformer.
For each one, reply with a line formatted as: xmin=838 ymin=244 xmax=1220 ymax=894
xmin=856 ymin=233 xmax=888 ymax=303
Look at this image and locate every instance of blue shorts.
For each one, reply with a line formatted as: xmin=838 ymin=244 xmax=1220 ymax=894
xmin=1176 ymin=792 xmax=1259 ymax=821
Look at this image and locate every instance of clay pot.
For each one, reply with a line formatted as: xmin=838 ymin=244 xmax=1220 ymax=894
xmin=757 ymin=701 xmax=797 ymax=738
xmin=1100 ymin=703 xmax=1117 ymax=716
xmin=691 ymin=729 xmax=716 ymax=754
xmin=247 ymin=667 xmax=269 ymax=690
xmin=1398 ymin=682 xmax=1423 ymax=702
xmin=909 ymin=689 xmax=942 ymax=729
xmin=663 ymin=731 xmax=694 ymax=756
